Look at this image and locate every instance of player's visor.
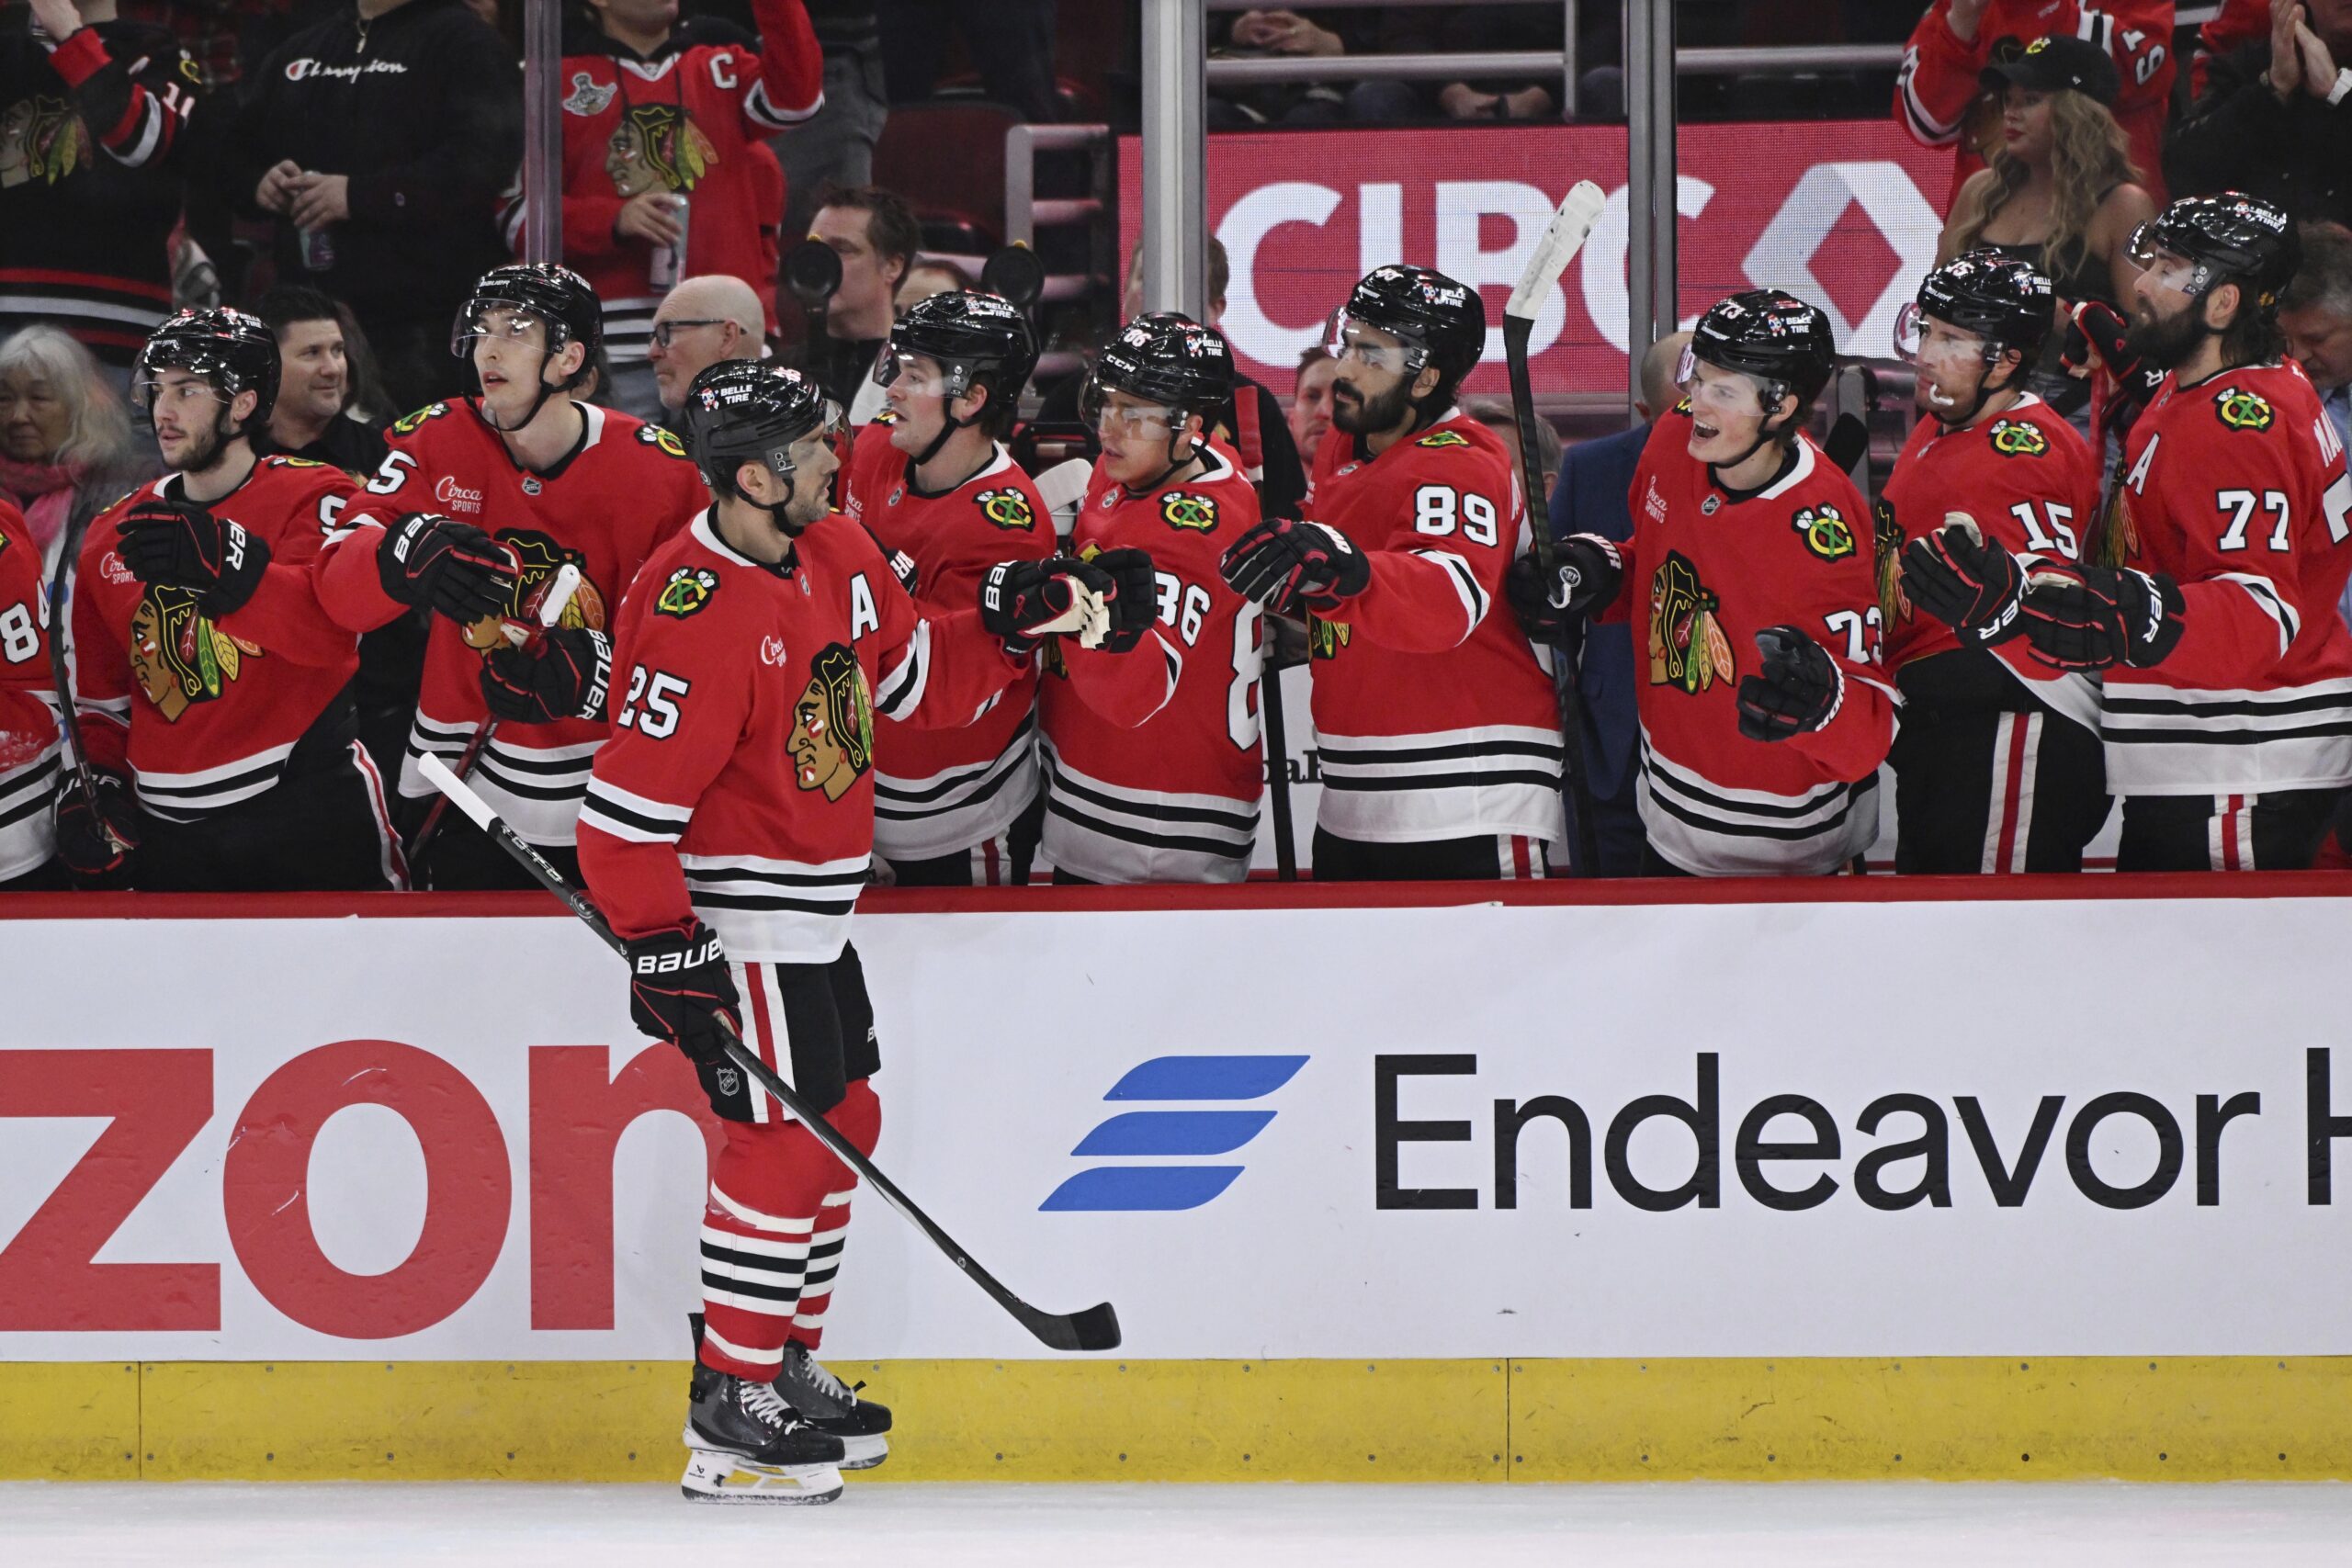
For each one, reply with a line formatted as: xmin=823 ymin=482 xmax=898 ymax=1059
xmin=451 ymin=300 xmax=565 ymax=360
xmin=873 ymin=349 xmax=969 ymax=399
xmin=1894 ymin=302 xmax=1991 ymax=371
xmin=2124 ymin=227 xmax=2209 ymax=297
xmin=1080 ymin=375 xmax=1176 ymax=437
xmin=772 ymin=399 xmax=848 ymax=475
xmin=132 ymin=366 xmax=232 ymax=414
xmin=1325 ymin=316 xmax=1423 ymax=377
xmin=1675 ymin=350 xmax=1767 ymax=415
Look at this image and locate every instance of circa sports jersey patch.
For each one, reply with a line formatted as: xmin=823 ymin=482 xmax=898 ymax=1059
xmin=1416 ymin=430 xmax=1470 ymax=448
xmin=1872 ymin=497 xmax=1912 ymax=625
xmin=654 ymin=567 xmax=720 ymax=618
xmin=1648 ymin=550 xmax=1733 ymax=695
xmin=2214 ymin=387 xmax=2275 ymax=432
xmin=1160 ymin=491 xmax=1218 ymax=531
xmin=790 ymin=642 xmax=874 ymax=802
xmin=1792 ymin=502 xmax=1856 ymax=562
xmin=1987 ymin=418 xmax=2048 ymax=457
xmin=975 ymin=487 xmax=1037 ymax=531
xmin=637 ymin=423 xmax=690 ymax=458
xmin=390 ymin=402 xmax=449 ymax=437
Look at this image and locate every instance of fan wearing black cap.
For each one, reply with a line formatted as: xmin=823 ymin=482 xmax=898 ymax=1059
xmin=1937 ymin=34 xmax=2158 ymax=425
xmin=2004 ymin=192 xmax=2352 ymax=870
xmin=1881 ymin=252 xmax=2110 ymax=874
xmin=1218 ymin=264 xmax=1566 ymax=881
xmin=1508 ymin=290 xmax=1896 ymax=877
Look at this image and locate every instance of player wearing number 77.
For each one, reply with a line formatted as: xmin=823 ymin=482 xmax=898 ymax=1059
xmin=2006 ymin=192 xmax=2352 ymax=871
xmin=1219 ymin=265 xmax=1565 ymax=880
xmin=1879 ymin=251 xmax=2110 ymax=874
xmin=1509 ymin=291 xmax=1895 ymax=876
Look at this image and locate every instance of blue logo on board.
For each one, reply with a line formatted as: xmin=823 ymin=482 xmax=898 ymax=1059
xmin=1039 ymin=1055 xmax=1310 ymax=1212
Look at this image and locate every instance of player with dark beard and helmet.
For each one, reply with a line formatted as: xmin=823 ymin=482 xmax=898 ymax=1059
xmin=573 ymin=362 xmax=1126 ymax=1504
xmin=1883 ymin=251 xmax=2111 ymax=873
xmin=61 ymin=310 xmax=505 ymax=890
xmin=836 ymin=291 xmax=1057 ymax=885
xmin=2003 ymin=193 xmax=2352 ymax=870
xmin=1219 ymin=264 xmax=1564 ymax=880
xmin=1510 ymin=290 xmax=1895 ymax=876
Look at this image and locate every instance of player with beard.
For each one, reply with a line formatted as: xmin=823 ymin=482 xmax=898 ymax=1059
xmin=1881 ymin=251 xmax=2110 ymax=873
xmin=1219 ymin=265 xmax=1564 ymax=879
xmin=1509 ymin=291 xmax=1896 ymax=876
xmin=2002 ymin=193 xmax=2352 ymax=869
xmin=61 ymin=310 xmax=508 ymax=890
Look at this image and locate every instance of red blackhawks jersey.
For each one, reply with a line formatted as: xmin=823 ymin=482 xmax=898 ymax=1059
xmin=0 ymin=500 xmax=61 ymax=877
xmin=842 ymin=422 xmax=1054 ymax=862
xmin=577 ymin=508 xmax=1028 ymax=961
xmin=1613 ymin=414 xmax=1897 ymax=875
xmin=1877 ymin=390 xmax=2103 ymax=727
xmin=1897 ymin=1 xmax=2175 ymax=209
xmin=2099 ymin=360 xmax=2352 ymax=795
xmin=1040 ymin=440 xmax=1263 ymax=884
xmin=497 ymin=0 xmax=820 ymax=360
xmin=1303 ymin=406 xmax=1565 ymax=846
xmin=74 ymin=457 xmax=362 ymax=820
xmin=328 ymin=399 xmax=708 ymax=844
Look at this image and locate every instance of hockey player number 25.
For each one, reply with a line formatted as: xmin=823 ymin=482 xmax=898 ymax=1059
xmin=1414 ymin=485 xmax=1498 ymax=547
xmin=616 ymin=665 xmax=691 ymax=739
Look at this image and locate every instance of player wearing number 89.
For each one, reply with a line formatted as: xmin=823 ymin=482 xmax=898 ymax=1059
xmin=1042 ymin=312 xmax=1259 ymax=884
xmin=2023 ymin=193 xmax=2352 ymax=870
xmin=1219 ymin=264 xmax=1564 ymax=879
xmin=1880 ymin=251 xmax=2109 ymax=873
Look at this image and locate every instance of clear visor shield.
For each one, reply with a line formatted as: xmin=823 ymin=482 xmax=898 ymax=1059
xmin=753 ymin=399 xmax=847 ymax=484
xmin=1676 ymin=346 xmax=1769 ymax=417
xmin=134 ymin=362 xmax=232 ymax=416
xmin=1325 ymin=315 xmax=1423 ymax=378
xmin=1080 ymin=374 xmax=1176 ymax=439
xmin=1894 ymin=304 xmax=1994 ymax=375
xmin=873 ymin=349 xmax=967 ymax=399
xmin=2126 ymin=228 xmax=2210 ymax=299
xmin=452 ymin=300 xmax=560 ymax=360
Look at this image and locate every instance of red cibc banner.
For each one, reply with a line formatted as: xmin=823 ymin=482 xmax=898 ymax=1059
xmin=1116 ymin=121 xmax=1953 ymax=400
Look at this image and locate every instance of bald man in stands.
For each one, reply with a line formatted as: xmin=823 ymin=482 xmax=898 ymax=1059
xmin=645 ymin=275 xmax=770 ymax=415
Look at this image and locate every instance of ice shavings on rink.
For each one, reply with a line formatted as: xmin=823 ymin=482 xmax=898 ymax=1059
xmin=6 ymin=1481 xmax=2352 ymax=1567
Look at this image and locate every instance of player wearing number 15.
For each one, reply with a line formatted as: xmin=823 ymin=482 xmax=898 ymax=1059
xmin=2016 ymin=193 xmax=2352 ymax=870
xmin=1221 ymin=265 xmax=1565 ymax=880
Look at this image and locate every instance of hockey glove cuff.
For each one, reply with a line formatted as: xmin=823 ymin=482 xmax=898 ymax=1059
xmin=1736 ymin=626 xmax=1843 ymax=742
xmin=978 ymin=557 xmax=1114 ymax=652
xmin=2018 ymin=563 xmax=2185 ymax=671
xmin=1218 ymin=517 xmax=1370 ymax=616
xmin=481 ymin=626 xmax=613 ymax=724
xmin=1087 ymin=547 xmax=1160 ymax=653
xmin=624 ymin=919 xmax=741 ymax=1066
xmin=379 ymin=513 xmax=520 ymax=623
xmin=1899 ymin=516 xmax=2027 ymax=645
xmin=116 ymin=500 xmax=272 ymax=615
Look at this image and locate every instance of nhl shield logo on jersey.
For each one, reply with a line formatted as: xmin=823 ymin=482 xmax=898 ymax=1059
xmin=1987 ymin=418 xmax=2048 ymax=457
xmin=1160 ymin=492 xmax=1218 ymax=532
xmin=1648 ymin=550 xmax=1733 ymax=694
xmin=1415 ymin=430 xmax=1469 ymax=448
xmin=390 ymin=402 xmax=449 ymax=437
xmin=2214 ymin=387 xmax=2276 ymax=433
xmin=654 ymin=567 xmax=720 ymax=619
xmin=975 ymin=488 xmax=1038 ymax=531
xmin=1792 ymin=503 xmax=1856 ymax=562
xmin=1872 ymin=497 xmax=1912 ymax=625
xmin=789 ymin=642 xmax=874 ymax=802
xmin=130 ymin=588 xmax=264 ymax=722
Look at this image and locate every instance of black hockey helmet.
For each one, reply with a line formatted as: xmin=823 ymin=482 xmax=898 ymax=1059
xmin=452 ymin=262 xmax=604 ymax=369
xmin=2128 ymin=191 xmax=2300 ymax=313
xmin=681 ymin=361 xmax=840 ymax=518
xmin=1083 ymin=311 xmax=1233 ymax=424
xmin=1336 ymin=264 xmax=1486 ymax=392
xmin=136 ymin=307 xmax=279 ymax=434
xmin=1901 ymin=248 xmax=2055 ymax=360
xmin=876 ymin=289 xmax=1038 ymax=410
xmin=1687 ymin=288 xmax=1837 ymax=406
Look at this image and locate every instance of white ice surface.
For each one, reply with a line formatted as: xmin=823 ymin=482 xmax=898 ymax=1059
xmin=6 ymin=1482 xmax=2352 ymax=1567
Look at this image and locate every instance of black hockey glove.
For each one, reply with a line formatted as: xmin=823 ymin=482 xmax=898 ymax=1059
xmin=2060 ymin=300 xmax=2164 ymax=428
xmin=53 ymin=771 xmax=141 ymax=885
xmin=1218 ymin=516 xmax=1370 ymax=616
xmin=1736 ymin=626 xmax=1842 ymax=743
xmin=2018 ymin=562 xmax=2185 ymax=671
xmin=1899 ymin=518 xmax=2026 ymax=646
xmin=481 ymin=626 xmax=613 ymax=724
xmin=115 ymin=499 xmax=271 ymax=615
xmin=1506 ymin=534 xmax=1623 ymax=645
xmin=378 ymin=513 xmax=519 ymax=623
xmin=624 ymin=919 xmax=741 ymax=1066
xmin=1089 ymin=547 xmax=1160 ymax=654
xmin=978 ymin=556 xmax=1114 ymax=653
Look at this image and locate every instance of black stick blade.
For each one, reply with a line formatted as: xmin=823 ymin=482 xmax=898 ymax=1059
xmin=1022 ymin=1300 xmax=1122 ymax=1353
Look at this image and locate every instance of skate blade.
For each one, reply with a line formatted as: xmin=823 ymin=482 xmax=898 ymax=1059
xmin=681 ymin=1448 xmax=844 ymax=1506
xmin=837 ymin=1434 xmax=888 ymax=1471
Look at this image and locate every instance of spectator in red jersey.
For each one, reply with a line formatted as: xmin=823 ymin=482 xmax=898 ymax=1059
xmin=2168 ymin=0 xmax=2352 ymax=230
xmin=0 ymin=326 xmax=156 ymax=573
xmin=1896 ymin=1 xmax=2175 ymax=213
xmin=807 ymin=183 xmax=919 ymax=418
xmin=2191 ymin=0 xmax=2272 ymax=96
xmin=0 ymin=0 xmax=205 ymax=383
xmin=499 ymin=0 xmax=820 ymax=423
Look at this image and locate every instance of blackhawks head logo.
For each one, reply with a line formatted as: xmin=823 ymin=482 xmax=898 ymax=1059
xmin=1792 ymin=503 xmax=1856 ymax=562
xmin=789 ymin=642 xmax=873 ymax=802
xmin=0 ymin=96 xmax=90 ymax=187
xmin=654 ymin=567 xmax=719 ymax=619
xmin=463 ymin=531 xmax=605 ymax=648
xmin=606 ymin=101 xmax=715 ymax=197
xmin=1872 ymin=497 xmax=1912 ymax=625
xmin=1160 ymin=491 xmax=1218 ymax=532
xmin=1648 ymin=550 xmax=1734 ymax=694
xmin=976 ymin=488 xmax=1037 ymax=532
xmin=130 ymin=588 xmax=263 ymax=722
xmin=2214 ymin=387 xmax=2275 ymax=432
xmin=1987 ymin=418 xmax=2048 ymax=457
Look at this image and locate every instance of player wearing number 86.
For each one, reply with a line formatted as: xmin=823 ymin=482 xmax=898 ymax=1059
xmin=1219 ymin=264 xmax=1564 ymax=881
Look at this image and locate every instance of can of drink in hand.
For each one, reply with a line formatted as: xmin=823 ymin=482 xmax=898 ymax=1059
xmin=299 ymin=223 xmax=334 ymax=273
xmin=649 ymin=194 xmax=689 ymax=289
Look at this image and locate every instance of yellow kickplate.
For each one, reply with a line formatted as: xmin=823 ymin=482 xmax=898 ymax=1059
xmin=1509 ymin=1357 xmax=2352 ymax=1481
xmin=0 ymin=1361 xmax=138 ymax=1479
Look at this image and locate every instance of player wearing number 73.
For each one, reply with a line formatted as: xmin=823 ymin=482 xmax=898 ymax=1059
xmin=1510 ymin=291 xmax=1896 ymax=876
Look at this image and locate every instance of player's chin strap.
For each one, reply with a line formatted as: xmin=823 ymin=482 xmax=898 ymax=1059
xmin=1126 ymin=427 xmax=1204 ymax=497
xmin=1935 ymin=344 xmax=2024 ymax=433
xmin=479 ymin=338 xmax=587 ymax=434
xmin=1712 ymin=390 xmax=1799 ymax=480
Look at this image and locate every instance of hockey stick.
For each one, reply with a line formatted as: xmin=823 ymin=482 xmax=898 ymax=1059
xmin=417 ymin=750 xmax=1124 ymax=1354
xmin=404 ymin=562 xmax=582 ymax=871
xmin=1260 ymin=620 xmax=1297 ymax=880
xmin=42 ymin=511 xmax=122 ymax=853
xmin=1502 ymin=180 xmax=1606 ymax=875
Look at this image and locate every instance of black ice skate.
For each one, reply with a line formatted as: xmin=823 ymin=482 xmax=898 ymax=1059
xmin=775 ymin=1342 xmax=893 ymax=1471
xmin=681 ymin=1358 xmax=847 ymax=1505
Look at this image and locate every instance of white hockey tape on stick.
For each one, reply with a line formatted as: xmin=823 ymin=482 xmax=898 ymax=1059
xmin=418 ymin=751 xmax=499 ymax=833
xmin=1035 ymin=457 xmax=1093 ymax=540
xmin=504 ymin=561 xmax=583 ymax=647
xmin=1504 ymin=179 xmax=1606 ymax=324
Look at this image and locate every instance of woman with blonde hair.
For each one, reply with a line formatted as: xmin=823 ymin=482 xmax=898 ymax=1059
xmin=1936 ymin=34 xmax=2157 ymax=423
xmin=0 ymin=324 xmax=156 ymax=572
